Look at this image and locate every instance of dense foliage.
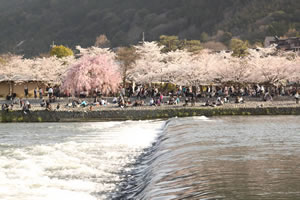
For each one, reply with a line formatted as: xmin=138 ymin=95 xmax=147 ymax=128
xmin=0 ymin=0 xmax=299 ymax=56
xmin=50 ymin=45 xmax=74 ymax=58
xmin=2 ymin=45 xmax=300 ymax=94
xmin=61 ymin=52 xmax=121 ymax=95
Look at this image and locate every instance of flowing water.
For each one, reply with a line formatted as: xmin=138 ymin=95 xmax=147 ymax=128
xmin=0 ymin=116 xmax=300 ymax=200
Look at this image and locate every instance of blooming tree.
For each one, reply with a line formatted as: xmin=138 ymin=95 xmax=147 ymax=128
xmin=162 ymin=49 xmax=209 ymax=86
xmin=247 ymin=47 xmax=298 ymax=85
xmin=129 ymin=42 xmax=209 ymax=86
xmin=129 ymin=42 xmax=166 ymax=84
xmin=162 ymin=50 xmax=187 ymax=85
xmin=76 ymin=45 xmax=115 ymax=57
xmin=289 ymin=56 xmax=300 ymax=82
xmin=0 ymin=55 xmax=29 ymax=80
xmin=1 ymin=43 xmax=299 ymax=95
xmin=0 ymin=54 xmax=75 ymax=83
xmin=206 ymin=51 xmax=255 ymax=84
xmin=31 ymin=56 xmax=76 ymax=83
xmin=61 ymin=52 xmax=121 ymax=96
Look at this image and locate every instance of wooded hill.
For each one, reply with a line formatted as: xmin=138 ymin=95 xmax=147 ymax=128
xmin=0 ymin=0 xmax=299 ymax=57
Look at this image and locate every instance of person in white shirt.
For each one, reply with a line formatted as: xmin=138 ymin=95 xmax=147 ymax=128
xmin=48 ymin=87 xmax=53 ymax=98
xmin=149 ymin=98 xmax=155 ymax=106
xmin=295 ymin=91 xmax=299 ymax=104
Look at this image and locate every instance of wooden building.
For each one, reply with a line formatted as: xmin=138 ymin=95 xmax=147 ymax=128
xmin=265 ymin=36 xmax=300 ymax=52
xmin=0 ymin=75 xmax=48 ymax=98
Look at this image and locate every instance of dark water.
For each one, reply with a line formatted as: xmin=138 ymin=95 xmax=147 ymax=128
xmin=1 ymin=116 xmax=300 ymax=200
xmin=115 ymin=116 xmax=300 ymax=200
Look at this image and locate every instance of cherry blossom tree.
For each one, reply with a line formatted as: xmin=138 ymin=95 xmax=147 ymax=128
xmin=75 ymin=45 xmax=115 ymax=57
xmin=161 ymin=50 xmax=187 ymax=85
xmin=0 ymin=54 xmax=76 ymax=83
xmin=0 ymin=54 xmax=76 ymax=95
xmin=129 ymin=42 xmax=166 ymax=84
xmin=0 ymin=55 xmax=30 ymax=95
xmin=2 ymin=43 xmax=299 ymax=96
xmin=206 ymin=51 xmax=255 ymax=84
xmin=61 ymin=53 xmax=121 ymax=96
xmin=0 ymin=55 xmax=29 ymax=80
xmin=289 ymin=56 xmax=300 ymax=83
xmin=30 ymin=56 xmax=76 ymax=83
xmin=202 ymin=47 xmax=299 ymax=86
xmin=162 ymin=49 xmax=209 ymax=86
xmin=247 ymin=47 xmax=298 ymax=85
xmin=129 ymin=43 xmax=210 ymax=86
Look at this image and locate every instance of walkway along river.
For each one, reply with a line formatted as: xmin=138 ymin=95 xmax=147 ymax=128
xmin=1 ymin=105 xmax=300 ymax=122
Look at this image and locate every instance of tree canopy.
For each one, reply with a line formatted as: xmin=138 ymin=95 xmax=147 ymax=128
xmin=158 ymin=35 xmax=202 ymax=53
xmin=61 ymin=52 xmax=121 ymax=95
xmin=50 ymin=45 xmax=74 ymax=58
xmin=230 ymin=39 xmax=249 ymax=58
xmin=0 ymin=0 xmax=299 ymax=57
xmin=116 ymin=46 xmax=139 ymax=86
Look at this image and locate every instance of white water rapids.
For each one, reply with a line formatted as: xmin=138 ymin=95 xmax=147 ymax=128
xmin=0 ymin=121 xmax=164 ymax=200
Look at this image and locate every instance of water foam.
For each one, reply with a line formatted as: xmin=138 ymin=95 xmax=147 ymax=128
xmin=0 ymin=120 xmax=164 ymax=200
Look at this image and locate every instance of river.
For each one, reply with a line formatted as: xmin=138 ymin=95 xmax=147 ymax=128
xmin=1 ymin=116 xmax=300 ymax=199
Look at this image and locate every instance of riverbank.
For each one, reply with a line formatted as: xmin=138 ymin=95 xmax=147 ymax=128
xmin=1 ymin=103 xmax=300 ymax=122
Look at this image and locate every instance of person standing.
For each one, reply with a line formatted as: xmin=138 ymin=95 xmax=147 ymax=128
xmin=48 ymin=87 xmax=53 ymax=98
xmin=39 ymin=88 xmax=43 ymax=99
xmin=24 ymin=85 xmax=29 ymax=98
xmin=160 ymin=93 xmax=163 ymax=104
xmin=54 ymin=86 xmax=60 ymax=99
xmin=295 ymin=91 xmax=299 ymax=104
xmin=34 ymin=87 xmax=38 ymax=99
xmin=19 ymin=98 xmax=24 ymax=108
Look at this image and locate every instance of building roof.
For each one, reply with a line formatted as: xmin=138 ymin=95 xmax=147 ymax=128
xmin=0 ymin=74 xmax=44 ymax=83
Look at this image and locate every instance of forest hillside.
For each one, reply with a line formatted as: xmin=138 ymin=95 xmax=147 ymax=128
xmin=0 ymin=0 xmax=299 ymax=56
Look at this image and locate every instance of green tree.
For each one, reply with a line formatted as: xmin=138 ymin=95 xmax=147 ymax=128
xmin=0 ymin=54 xmax=11 ymax=65
xmin=181 ymin=40 xmax=202 ymax=53
xmin=200 ymin=32 xmax=210 ymax=42
xmin=220 ymin=32 xmax=232 ymax=46
xmin=116 ymin=46 xmax=139 ymax=87
xmin=50 ymin=45 xmax=73 ymax=58
xmin=0 ymin=57 xmax=6 ymax=65
xmin=230 ymin=38 xmax=249 ymax=58
xmin=159 ymin=36 xmax=203 ymax=53
xmin=158 ymin=35 xmax=181 ymax=53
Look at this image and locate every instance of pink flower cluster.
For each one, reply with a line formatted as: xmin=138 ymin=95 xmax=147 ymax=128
xmin=61 ymin=54 xmax=121 ymax=95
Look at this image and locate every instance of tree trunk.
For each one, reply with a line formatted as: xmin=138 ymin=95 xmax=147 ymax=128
xmin=122 ymin=66 xmax=127 ymax=88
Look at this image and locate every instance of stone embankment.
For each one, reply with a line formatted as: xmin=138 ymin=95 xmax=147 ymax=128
xmin=1 ymin=106 xmax=300 ymax=122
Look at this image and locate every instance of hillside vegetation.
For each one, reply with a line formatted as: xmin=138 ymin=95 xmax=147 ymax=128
xmin=0 ymin=0 xmax=299 ymax=56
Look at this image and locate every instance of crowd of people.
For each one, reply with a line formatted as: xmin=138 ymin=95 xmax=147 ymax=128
xmin=1 ymin=83 xmax=300 ymax=112
xmin=115 ymin=84 xmax=300 ymax=107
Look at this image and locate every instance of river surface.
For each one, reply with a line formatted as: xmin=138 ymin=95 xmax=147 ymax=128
xmin=0 ymin=116 xmax=300 ymax=200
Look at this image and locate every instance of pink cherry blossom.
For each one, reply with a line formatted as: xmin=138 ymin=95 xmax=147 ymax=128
xmin=61 ymin=53 xmax=121 ymax=95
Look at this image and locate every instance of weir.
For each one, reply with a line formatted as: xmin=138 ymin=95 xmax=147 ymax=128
xmin=1 ymin=107 xmax=300 ymax=122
